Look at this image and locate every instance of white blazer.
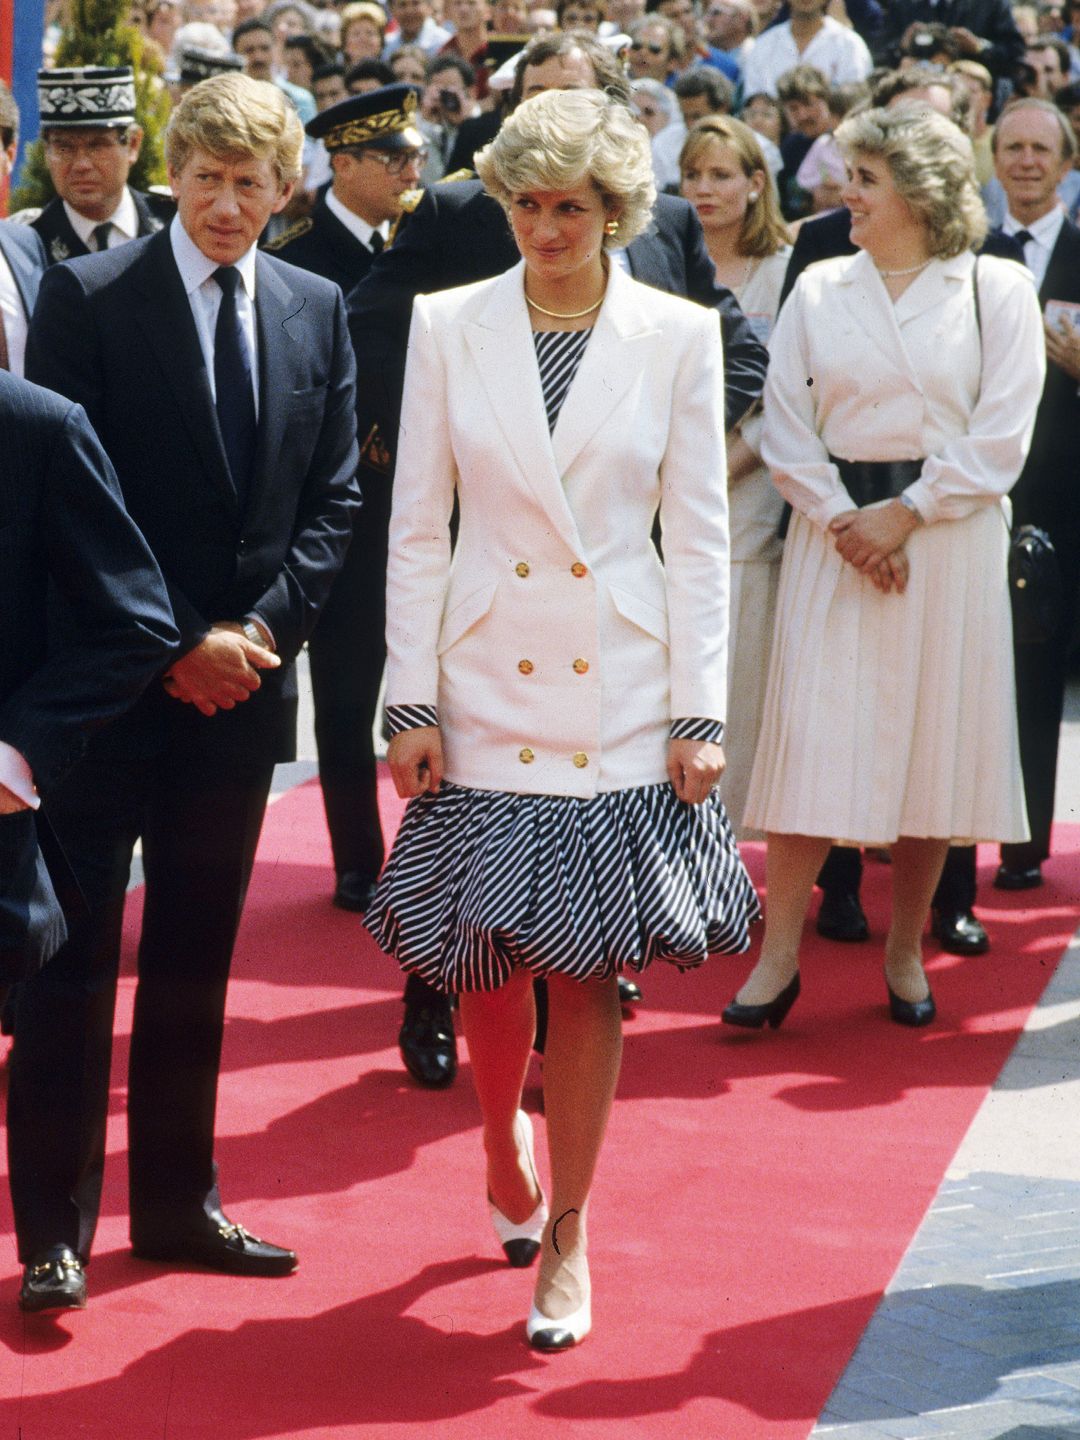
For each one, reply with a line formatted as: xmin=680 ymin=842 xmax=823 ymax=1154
xmin=385 ymin=259 xmax=729 ymax=798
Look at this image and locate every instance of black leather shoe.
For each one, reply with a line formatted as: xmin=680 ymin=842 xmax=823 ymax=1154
xmin=931 ymin=908 xmax=989 ymax=956
xmin=816 ymin=888 xmax=869 ymax=942
xmin=722 ymin=972 xmax=800 ymax=1030
xmin=617 ymin=976 xmax=642 ymax=1005
xmin=19 ymin=1245 xmax=87 ymax=1313
xmin=399 ymin=997 xmax=458 ymax=1088
xmin=886 ymin=980 xmax=936 ymax=1028
xmin=993 ymin=864 xmax=1043 ymax=892
xmin=333 ymin=872 xmax=379 ymax=913
xmin=132 ymin=1216 xmax=297 ymax=1277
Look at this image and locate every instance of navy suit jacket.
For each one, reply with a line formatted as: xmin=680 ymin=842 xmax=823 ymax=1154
xmin=0 ymin=371 xmax=177 ymax=978
xmin=0 ymin=221 xmax=47 ymax=321
xmin=347 ymin=180 xmax=769 ymax=481
xmin=25 ymin=227 xmax=360 ymax=765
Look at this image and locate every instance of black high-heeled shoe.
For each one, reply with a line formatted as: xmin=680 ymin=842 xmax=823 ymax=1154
xmin=885 ymin=979 xmax=936 ymax=1028
xmin=722 ymin=972 xmax=800 ymax=1030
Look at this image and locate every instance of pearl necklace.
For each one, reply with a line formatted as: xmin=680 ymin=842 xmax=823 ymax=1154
xmin=876 ymin=257 xmax=932 ymax=278
xmin=525 ymin=290 xmax=605 ymax=319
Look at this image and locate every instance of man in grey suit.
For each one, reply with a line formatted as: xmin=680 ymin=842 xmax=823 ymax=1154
xmin=0 ymin=81 xmax=47 ymax=374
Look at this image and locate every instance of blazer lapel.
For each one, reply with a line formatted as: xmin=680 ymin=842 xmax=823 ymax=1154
xmin=551 ymin=263 xmax=659 ymax=478
xmin=463 ymin=262 xmax=582 ymax=553
xmin=130 ymin=229 xmax=237 ymax=511
xmin=249 ymin=254 xmax=307 ymax=511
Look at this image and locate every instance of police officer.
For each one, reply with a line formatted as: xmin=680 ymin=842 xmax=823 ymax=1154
xmin=269 ymin=86 xmax=426 ymax=914
xmin=27 ymin=67 xmax=174 ymax=266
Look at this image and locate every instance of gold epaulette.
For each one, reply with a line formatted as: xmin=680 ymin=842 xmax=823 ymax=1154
xmin=264 ymin=217 xmax=313 ymax=251
xmin=437 ymin=169 xmax=476 ymax=185
xmin=399 ymin=188 xmax=424 ymax=215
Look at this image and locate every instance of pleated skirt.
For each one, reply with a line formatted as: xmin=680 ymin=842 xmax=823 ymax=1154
xmin=743 ymin=502 xmax=1029 ymax=845
xmin=364 ymin=781 xmax=761 ymax=993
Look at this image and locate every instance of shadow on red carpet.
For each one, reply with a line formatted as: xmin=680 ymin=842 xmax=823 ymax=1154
xmin=0 ymin=772 xmax=1076 ymax=1439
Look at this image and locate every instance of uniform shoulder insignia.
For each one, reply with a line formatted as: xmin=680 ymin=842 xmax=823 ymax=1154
xmin=436 ymin=169 xmax=476 ymax=185
xmin=7 ymin=207 xmax=43 ymax=225
xmin=398 ymin=188 xmax=424 ymax=215
xmin=265 ymin=217 xmax=314 ymax=251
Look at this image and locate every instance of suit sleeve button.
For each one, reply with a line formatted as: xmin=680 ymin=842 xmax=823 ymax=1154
xmin=571 ymin=562 xmax=587 ymax=577
xmin=519 ymin=747 xmax=535 ymax=764
xmin=572 ymin=658 xmax=589 ymax=674
xmin=515 ymin=562 xmax=530 ymax=577
xmin=572 ymin=752 xmax=588 ymax=768
xmin=518 ymin=659 xmax=534 ymax=674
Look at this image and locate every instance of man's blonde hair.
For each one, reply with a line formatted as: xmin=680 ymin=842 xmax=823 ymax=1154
xmin=165 ymin=73 xmax=304 ymax=185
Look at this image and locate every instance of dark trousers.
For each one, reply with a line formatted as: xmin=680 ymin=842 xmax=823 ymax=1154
xmin=818 ymin=843 xmax=976 ymax=912
xmin=307 ymin=489 xmax=389 ymax=881
xmin=6 ymin=748 xmax=273 ymax=1263
xmin=1001 ymin=570 xmax=1078 ymax=870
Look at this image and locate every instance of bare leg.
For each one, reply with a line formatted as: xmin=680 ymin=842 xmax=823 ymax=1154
xmin=886 ymin=837 xmax=950 ymax=1003
xmin=535 ymin=972 xmax=623 ymax=1321
xmin=458 ymin=970 xmax=541 ymax=1223
xmin=733 ymin=832 xmax=832 ymax=1005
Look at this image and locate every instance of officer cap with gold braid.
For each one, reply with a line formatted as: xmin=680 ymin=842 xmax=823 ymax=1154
xmin=305 ymin=82 xmax=424 ymax=153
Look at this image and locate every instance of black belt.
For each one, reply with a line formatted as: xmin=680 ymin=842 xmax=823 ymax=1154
xmin=779 ymin=457 xmax=925 ymax=538
xmin=828 ymin=456 xmax=924 ymax=508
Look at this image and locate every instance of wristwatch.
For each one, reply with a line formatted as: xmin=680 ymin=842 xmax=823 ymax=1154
xmin=242 ymin=618 xmax=267 ymax=647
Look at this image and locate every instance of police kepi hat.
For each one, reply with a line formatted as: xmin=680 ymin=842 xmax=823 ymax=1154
xmin=306 ymin=83 xmax=424 ymax=152
xmin=38 ymin=66 xmax=137 ymax=129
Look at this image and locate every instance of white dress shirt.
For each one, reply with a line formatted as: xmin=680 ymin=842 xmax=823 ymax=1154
xmin=0 ymin=245 xmax=29 ymax=378
xmin=64 ymin=186 xmax=140 ymax=250
xmin=169 ymin=213 xmax=259 ymax=412
xmin=1003 ymin=205 xmax=1065 ymax=292
xmin=324 ymin=188 xmax=389 ymax=251
xmin=741 ymin=16 xmax=872 ymax=97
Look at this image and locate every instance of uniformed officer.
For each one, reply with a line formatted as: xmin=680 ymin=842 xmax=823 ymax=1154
xmin=170 ymin=44 xmax=245 ymax=101
xmin=268 ymin=85 xmax=426 ymax=913
xmin=26 ymin=67 xmax=174 ymax=266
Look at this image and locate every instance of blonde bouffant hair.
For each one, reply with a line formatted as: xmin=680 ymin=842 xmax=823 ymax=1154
xmin=475 ymin=89 xmax=656 ymax=249
xmin=834 ymin=103 xmax=987 ymax=257
xmin=165 ymin=72 xmax=305 ymax=185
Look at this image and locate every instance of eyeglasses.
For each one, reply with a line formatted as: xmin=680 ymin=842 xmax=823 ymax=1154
xmin=630 ymin=40 xmax=666 ymax=52
xmin=364 ymin=147 xmax=428 ymax=174
xmin=45 ymin=134 xmax=128 ymax=161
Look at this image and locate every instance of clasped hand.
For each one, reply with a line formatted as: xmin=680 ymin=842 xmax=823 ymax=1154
xmin=667 ymin=739 xmax=725 ymax=805
xmin=828 ymin=499 xmax=918 ymax=594
xmin=162 ymin=622 xmax=280 ymax=717
xmin=388 ymin=726 xmax=444 ymax=798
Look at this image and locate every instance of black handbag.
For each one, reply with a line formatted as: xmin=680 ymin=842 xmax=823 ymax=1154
xmin=1008 ymin=523 xmax=1063 ymax=645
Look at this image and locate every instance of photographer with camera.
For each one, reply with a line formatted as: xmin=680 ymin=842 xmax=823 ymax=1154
xmin=421 ymin=54 xmax=481 ymax=174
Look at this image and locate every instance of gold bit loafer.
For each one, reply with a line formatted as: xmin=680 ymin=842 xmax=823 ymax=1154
xmin=19 ymin=1245 xmax=87 ymax=1313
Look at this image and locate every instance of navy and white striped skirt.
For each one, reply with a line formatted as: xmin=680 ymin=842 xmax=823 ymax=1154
xmin=364 ymin=781 xmax=761 ymax=993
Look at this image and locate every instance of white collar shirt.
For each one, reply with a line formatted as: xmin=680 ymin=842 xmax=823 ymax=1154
xmin=741 ymin=16 xmax=872 ymax=97
xmin=325 ymin=187 xmax=389 ymax=251
xmin=1003 ymin=205 xmax=1065 ymax=291
xmin=169 ymin=212 xmax=259 ymax=414
xmin=63 ymin=186 xmax=140 ymax=249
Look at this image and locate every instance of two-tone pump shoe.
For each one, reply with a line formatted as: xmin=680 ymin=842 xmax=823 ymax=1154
xmin=722 ymin=972 xmax=800 ymax=1030
xmin=488 ymin=1111 xmax=547 ymax=1268
xmin=527 ymin=1290 xmax=592 ymax=1351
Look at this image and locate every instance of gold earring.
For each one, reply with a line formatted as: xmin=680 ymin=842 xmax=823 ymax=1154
xmin=604 ymin=218 xmax=619 ymax=236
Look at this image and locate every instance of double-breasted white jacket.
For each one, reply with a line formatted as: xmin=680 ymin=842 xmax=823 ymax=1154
xmin=384 ymin=258 xmax=730 ymax=799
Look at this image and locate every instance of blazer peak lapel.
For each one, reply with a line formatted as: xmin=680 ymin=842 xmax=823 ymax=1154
xmin=463 ymin=264 xmax=582 ymax=552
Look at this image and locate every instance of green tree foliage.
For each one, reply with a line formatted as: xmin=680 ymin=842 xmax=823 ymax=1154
xmin=12 ymin=0 xmax=170 ymax=211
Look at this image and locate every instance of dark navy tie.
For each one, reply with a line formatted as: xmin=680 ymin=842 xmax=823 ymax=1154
xmin=92 ymin=222 xmax=112 ymax=253
xmin=213 ymin=266 xmax=257 ymax=507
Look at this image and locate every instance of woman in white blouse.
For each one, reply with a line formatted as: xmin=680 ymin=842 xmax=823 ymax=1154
xmin=724 ymin=104 xmax=1044 ymax=1032
xmin=679 ymin=114 xmax=791 ymax=837
xmin=365 ymin=90 xmax=758 ymax=1349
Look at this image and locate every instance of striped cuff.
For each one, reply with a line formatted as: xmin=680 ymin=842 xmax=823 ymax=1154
xmin=669 ymin=717 xmax=725 ymax=744
xmin=385 ymin=703 xmax=439 ymax=737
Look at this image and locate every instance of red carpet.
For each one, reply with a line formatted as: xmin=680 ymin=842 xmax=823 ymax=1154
xmin=1 ymin=773 xmax=1077 ymax=1439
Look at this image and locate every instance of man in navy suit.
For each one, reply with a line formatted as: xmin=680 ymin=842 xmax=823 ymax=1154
xmin=992 ymin=98 xmax=1080 ymax=891
xmin=0 ymin=372 xmax=177 ymax=987
xmin=348 ymin=30 xmax=770 ymax=1089
xmin=0 ymin=81 xmax=46 ymax=374
xmin=11 ymin=73 xmax=359 ymax=1313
